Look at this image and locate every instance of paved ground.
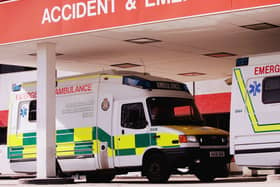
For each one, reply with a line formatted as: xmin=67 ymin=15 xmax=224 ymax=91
xmin=0 ymin=175 xmax=279 ymax=187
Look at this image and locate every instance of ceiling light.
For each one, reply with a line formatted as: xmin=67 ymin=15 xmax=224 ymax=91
xmin=204 ymin=52 xmax=236 ymax=58
xmin=110 ymin=63 xmax=141 ymax=69
xmin=178 ymin=72 xmax=206 ymax=76
xmin=124 ymin=38 xmax=161 ymax=44
xmin=241 ymin=22 xmax=279 ymax=31
xmin=28 ymin=53 xmax=64 ymax=56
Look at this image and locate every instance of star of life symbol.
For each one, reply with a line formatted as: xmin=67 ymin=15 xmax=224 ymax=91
xmin=249 ymin=81 xmax=261 ymax=96
xmin=20 ymin=107 xmax=27 ymax=118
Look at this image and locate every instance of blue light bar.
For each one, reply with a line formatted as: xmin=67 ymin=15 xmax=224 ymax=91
xmin=123 ymin=76 xmax=152 ymax=89
xmin=236 ymin=57 xmax=249 ymax=66
xmin=123 ymin=76 xmax=190 ymax=93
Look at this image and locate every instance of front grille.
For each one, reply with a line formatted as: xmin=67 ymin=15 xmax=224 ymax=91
xmin=197 ymin=135 xmax=228 ymax=146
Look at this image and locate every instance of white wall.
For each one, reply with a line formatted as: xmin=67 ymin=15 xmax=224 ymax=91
xmin=186 ymin=77 xmax=231 ymax=95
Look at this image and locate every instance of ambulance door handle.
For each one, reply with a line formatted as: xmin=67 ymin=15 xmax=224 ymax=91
xmin=122 ymin=129 xmax=125 ymax=134
xmin=153 ymin=135 xmax=160 ymax=139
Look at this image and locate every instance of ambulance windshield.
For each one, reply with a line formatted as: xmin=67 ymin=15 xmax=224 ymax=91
xmin=147 ymin=97 xmax=203 ymax=126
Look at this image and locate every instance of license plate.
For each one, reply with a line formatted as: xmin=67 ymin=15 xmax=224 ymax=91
xmin=209 ymin=151 xmax=225 ymax=158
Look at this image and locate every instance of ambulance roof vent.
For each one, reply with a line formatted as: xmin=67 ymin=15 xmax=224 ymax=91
xmin=236 ymin=57 xmax=249 ymax=67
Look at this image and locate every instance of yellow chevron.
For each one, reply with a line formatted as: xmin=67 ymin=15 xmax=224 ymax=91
xmin=234 ymin=68 xmax=280 ymax=132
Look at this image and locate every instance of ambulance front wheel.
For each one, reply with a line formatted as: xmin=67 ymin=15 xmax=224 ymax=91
xmin=144 ymin=153 xmax=170 ymax=183
xmin=194 ymin=164 xmax=215 ymax=182
xmin=195 ymin=172 xmax=215 ymax=182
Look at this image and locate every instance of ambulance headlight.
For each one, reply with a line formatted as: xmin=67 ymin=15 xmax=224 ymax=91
xmin=221 ymin=136 xmax=229 ymax=144
xmin=187 ymin=135 xmax=197 ymax=143
xmin=179 ymin=135 xmax=197 ymax=143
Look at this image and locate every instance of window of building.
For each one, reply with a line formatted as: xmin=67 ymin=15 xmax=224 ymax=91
xmin=262 ymin=76 xmax=280 ymax=104
xmin=121 ymin=103 xmax=147 ymax=129
xmin=28 ymin=100 xmax=37 ymax=121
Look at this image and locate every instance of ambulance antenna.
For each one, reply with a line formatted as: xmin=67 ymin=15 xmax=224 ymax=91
xmin=140 ymin=58 xmax=148 ymax=75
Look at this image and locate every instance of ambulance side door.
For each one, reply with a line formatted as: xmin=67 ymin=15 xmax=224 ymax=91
xmin=114 ymin=100 xmax=150 ymax=167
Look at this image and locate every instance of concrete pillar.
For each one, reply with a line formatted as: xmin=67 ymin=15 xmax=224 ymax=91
xmin=36 ymin=42 xmax=56 ymax=178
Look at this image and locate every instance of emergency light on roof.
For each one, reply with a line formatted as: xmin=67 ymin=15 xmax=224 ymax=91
xmin=123 ymin=76 xmax=152 ymax=89
xmin=123 ymin=76 xmax=189 ymax=93
xmin=12 ymin=84 xmax=21 ymax=92
xmin=236 ymin=57 xmax=249 ymax=67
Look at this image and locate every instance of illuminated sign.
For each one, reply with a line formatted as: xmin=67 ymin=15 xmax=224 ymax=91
xmin=41 ymin=0 xmax=116 ymax=24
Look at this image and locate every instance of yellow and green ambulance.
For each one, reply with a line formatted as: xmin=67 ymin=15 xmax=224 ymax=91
xmin=8 ymin=70 xmax=229 ymax=182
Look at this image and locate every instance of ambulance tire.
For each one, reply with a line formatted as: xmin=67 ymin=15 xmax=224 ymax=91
xmin=86 ymin=174 xmax=115 ymax=183
xmin=195 ymin=168 xmax=215 ymax=182
xmin=195 ymin=173 xmax=215 ymax=182
xmin=144 ymin=153 xmax=170 ymax=183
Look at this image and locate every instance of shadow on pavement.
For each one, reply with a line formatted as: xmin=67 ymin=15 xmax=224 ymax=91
xmin=112 ymin=175 xmax=266 ymax=184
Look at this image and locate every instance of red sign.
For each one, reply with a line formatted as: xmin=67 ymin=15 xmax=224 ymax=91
xmin=0 ymin=110 xmax=8 ymax=127
xmin=0 ymin=0 xmax=280 ymax=44
xmin=195 ymin=92 xmax=231 ymax=114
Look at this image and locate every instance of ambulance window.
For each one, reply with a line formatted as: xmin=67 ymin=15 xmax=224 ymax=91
xmin=121 ymin=103 xmax=147 ymax=129
xmin=147 ymin=97 xmax=203 ymax=126
xmin=262 ymin=76 xmax=280 ymax=104
xmin=29 ymin=100 xmax=37 ymax=121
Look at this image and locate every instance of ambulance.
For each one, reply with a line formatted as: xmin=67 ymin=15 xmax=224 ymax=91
xmin=7 ymin=70 xmax=229 ymax=182
xmin=230 ymin=52 xmax=280 ymax=169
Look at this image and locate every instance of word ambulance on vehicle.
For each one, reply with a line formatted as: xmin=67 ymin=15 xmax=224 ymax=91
xmin=230 ymin=52 xmax=280 ymax=169
xmin=8 ymin=70 xmax=229 ymax=182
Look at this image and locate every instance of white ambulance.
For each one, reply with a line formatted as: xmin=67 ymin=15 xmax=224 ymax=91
xmin=8 ymin=70 xmax=229 ymax=182
xmin=230 ymin=52 xmax=280 ymax=169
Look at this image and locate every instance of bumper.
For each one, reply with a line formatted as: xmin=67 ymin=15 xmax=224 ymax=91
xmin=162 ymin=146 xmax=230 ymax=175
